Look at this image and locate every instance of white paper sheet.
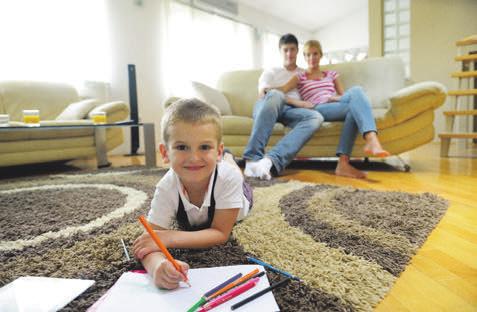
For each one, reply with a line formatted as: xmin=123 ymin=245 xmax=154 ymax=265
xmin=92 ymin=265 xmax=280 ymax=312
xmin=0 ymin=276 xmax=95 ymax=312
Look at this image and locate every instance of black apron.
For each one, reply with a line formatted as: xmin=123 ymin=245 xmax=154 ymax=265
xmin=176 ymin=167 xmax=218 ymax=231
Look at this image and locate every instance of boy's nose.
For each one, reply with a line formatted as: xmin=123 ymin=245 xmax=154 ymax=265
xmin=189 ymin=149 xmax=201 ymax=160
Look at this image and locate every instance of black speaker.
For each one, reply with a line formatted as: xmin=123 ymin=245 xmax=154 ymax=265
xmin=128 ymin=64 xmax=140 ymax=154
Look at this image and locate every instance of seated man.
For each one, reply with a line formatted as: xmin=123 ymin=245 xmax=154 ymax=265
xmin=242 ymin=33 xmax=324 ymax=180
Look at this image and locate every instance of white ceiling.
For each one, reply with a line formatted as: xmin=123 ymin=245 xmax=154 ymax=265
xmin=236 ymin=0 xmax=368 ymax=33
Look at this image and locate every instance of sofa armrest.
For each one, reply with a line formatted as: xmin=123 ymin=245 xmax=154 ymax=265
xmin=88 ymin=101 xmax=130 ymax=123
xmin=389 ymin=81 xmax=447 ymax=124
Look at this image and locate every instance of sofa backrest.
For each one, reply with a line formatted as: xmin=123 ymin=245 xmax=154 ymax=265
xmin=321 ymin=56 xmax=405 ymax=109
xmin=217 ymin=69 xmax=262 ymax=117
xmin=216 ymin=56 xmax=405 ymax=117
xmin=0 ymin=81 xmax=79 ymax=121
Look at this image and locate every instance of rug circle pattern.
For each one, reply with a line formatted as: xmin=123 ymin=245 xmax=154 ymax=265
xmin=0 ymin=168 xmax=448 ymax=311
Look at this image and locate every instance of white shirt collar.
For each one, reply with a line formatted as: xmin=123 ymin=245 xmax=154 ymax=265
xmin=174 ymin=165 xmax=217 ymax=211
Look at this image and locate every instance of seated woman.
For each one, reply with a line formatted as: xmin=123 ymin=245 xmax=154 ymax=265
xmin=269 ymin=40 xmax=389 ymax=179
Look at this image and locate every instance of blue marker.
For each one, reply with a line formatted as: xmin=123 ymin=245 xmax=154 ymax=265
xmin=246 ymin=256 xmax=300 ymax=281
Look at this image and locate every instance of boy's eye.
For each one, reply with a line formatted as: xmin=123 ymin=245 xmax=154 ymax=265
xmin=199 ymin=144 xmax=212 ymax=151
xmin=175 ymin=145 xmax=188 ymax=151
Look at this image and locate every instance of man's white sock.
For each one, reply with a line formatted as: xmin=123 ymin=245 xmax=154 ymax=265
xmin=256 ymin=157 xmax=273 ymax=180
xmin=244 ymin=160 xmax=261 ymax=177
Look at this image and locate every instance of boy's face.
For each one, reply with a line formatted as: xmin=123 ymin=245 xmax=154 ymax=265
xmin=160 ymin=121 xmax=223 ymax=186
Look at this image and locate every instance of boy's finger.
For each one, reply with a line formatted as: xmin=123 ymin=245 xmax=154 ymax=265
xmin=179 ymin=262 xmax=189 ymax=274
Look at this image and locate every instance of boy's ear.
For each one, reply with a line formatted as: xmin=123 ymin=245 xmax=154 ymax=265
xmin=217 ymin=142 xmax=224 ymax=161
xmin=159 ymin=143 xmax=170 ymax=163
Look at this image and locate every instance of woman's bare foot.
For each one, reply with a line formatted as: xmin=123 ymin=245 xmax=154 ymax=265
xmin=363 ymin=131 xmax=390 ymax=157
xmin=336 ymin=156 xmax=367 ymax=179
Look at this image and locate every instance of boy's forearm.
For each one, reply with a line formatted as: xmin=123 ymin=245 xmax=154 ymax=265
xmin=142 ymin=251 xmax=166 ymax=274
xmin=163 ymin=228 xmax=229 ymax=249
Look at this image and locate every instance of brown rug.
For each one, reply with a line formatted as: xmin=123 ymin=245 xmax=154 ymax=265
xmin=0 ymin=167 xmax=448 ymax=311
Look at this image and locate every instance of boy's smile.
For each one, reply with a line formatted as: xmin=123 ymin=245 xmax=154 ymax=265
xmin=160 ymin=121 xmax=223 ymax=188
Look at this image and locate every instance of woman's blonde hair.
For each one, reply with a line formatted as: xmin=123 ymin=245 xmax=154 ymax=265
xmin=161 ymin=98 xmax=222 ymax=145
xmin=303 ymin=40 xmax=323 ymax=57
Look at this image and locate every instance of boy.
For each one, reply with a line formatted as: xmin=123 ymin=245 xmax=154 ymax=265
xmin=133 ymin=98 xmax=252 ymax=289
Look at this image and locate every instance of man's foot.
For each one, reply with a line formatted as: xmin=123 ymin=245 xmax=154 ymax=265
xmin=335 ymin=161 xmax=367 ymax=179
xmin=255 ymin=157 xmax=273 ymax=180
xmin=244 ymin=158 xmax=272 ymax=180
xmin=363 ymin=132 xmax=390 ymax=158
xmin=244 ymin=160 xmax=261 ymax=178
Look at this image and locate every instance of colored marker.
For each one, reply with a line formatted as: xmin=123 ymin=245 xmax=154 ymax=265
xmin=207 ymin=268 xmax=259 ymax=300
xmin=231 ymin=277 xmax=291 ymax=310
xmin=246 ymin=256 xmax=300 ymax=281
xmin=138 ymin=216 xmax=190 ymax=286
xmin=204 ymin=272 xmax=243 ymax=297
xmin=186 ymin=273 xmax=243 ymax=312
xmin=198 ymin=277 xmax=260 ymax=312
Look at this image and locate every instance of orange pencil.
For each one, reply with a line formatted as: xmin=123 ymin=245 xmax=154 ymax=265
xmin=138 ymin=215 xmax=191 ymax=286
xmin=207 ymin=268 xmax=259 ymax=300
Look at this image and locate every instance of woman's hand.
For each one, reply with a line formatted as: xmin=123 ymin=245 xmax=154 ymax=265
xmin=328 ymin=95 xmax=342 ymax=102
xmin=152 ymin=258 xmax=189 ymax=289
xmin=133 ymin=231 xmax=171 ymax=260
xmin=299 ymin=100 xmax=315 ymax=108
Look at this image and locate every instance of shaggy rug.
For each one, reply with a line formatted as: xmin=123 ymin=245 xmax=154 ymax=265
xmin=0 ymin=167 xmax=448 ymax=311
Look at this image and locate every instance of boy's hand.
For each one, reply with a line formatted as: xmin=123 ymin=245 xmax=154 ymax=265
xmin=133 ymin=231 xmax=170 ymax=259
xmin=153 ymin=259 xmax=190 ymax=289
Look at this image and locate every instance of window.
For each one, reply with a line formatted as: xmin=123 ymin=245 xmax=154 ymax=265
xmin=0 ymin=0 xmax=111 ymax=85
xmin=321 ymin=47 xmax=368 ymax=66
xmin=164 ymin=1 xmax=254 ymax=94
xmin=383 ymin=0 xmax=411 ymax=77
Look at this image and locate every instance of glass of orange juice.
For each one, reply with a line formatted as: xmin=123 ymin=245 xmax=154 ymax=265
xmin=23 ymin=110 xmax=40 ymax=127
xmin=91 ymin=112 xmax=107 ymax=124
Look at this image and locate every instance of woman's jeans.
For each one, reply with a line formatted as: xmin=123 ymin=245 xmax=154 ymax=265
xmin=314 ymin=86 xmax=377 ymax=156
xmin=243 ymin=90 xmax=323 ymax=173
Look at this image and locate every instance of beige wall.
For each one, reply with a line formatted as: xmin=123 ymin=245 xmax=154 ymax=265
xmin=368 ymin=0 xmax=383 ymax=58
xmin=411 ymin=0 xmax=477 ymax=138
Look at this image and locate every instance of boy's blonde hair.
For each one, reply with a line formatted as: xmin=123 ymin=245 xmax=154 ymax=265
xmin=303 ymin=40 xmax=323 ymax=57
xmin=161 ymin=98 xmax=222 ymax=145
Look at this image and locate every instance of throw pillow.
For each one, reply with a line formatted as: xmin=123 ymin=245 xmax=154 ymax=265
xmin=56 ymin=99 xmax=99 ymax=120
xmin=190 ymin=81 xmax=232 ymax=115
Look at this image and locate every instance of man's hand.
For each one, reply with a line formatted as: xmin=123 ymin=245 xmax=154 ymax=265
xmin=152 ymin=258 xmax=189 ymax=289
xmin=133 ymin=231 xmax=171 ymax=260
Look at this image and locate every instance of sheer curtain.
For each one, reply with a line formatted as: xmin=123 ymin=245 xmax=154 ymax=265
xmin=0 ymin=0 xmax=111 ymax=86
xmin=160 ymin=1 xmax=255 ymax=95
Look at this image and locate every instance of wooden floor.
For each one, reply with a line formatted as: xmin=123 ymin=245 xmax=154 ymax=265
xmin=70 ymin=142 xmax=477 ymax=311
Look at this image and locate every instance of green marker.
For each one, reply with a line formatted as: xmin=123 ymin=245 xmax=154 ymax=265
xmin=186 ymin=296 xmax=206 ymax=312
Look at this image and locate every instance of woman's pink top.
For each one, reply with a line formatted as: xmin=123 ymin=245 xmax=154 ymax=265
xmin=297 ymin=70 xmax=339 ymax=105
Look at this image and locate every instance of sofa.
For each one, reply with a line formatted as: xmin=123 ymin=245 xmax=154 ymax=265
xmin=0 ymin=81 xmax=130 ymax=167
xmin=164 ymin=56 xmax=447 ymax=165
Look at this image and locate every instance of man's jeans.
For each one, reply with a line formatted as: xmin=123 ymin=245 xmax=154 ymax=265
xmin=314 ymin=86 xmax=377 ymax=156
xmin=243 ymin=90 xmax=323 ymax=173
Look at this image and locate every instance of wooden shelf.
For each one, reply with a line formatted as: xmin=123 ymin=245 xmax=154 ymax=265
xmin=443 ymin=110 xmax=477 ymax=116
xmin=448 ymin=89 xmax=477 ymax=96
xmin=455 ymin=54 xmax=477 ymax=62
xmin=456 ymin=34 xmax=477 ymax=46
xmin=451 ymin=70 xmax=477 ymax=78
xmin=439 ymin=133 xmax=477 ymax=139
